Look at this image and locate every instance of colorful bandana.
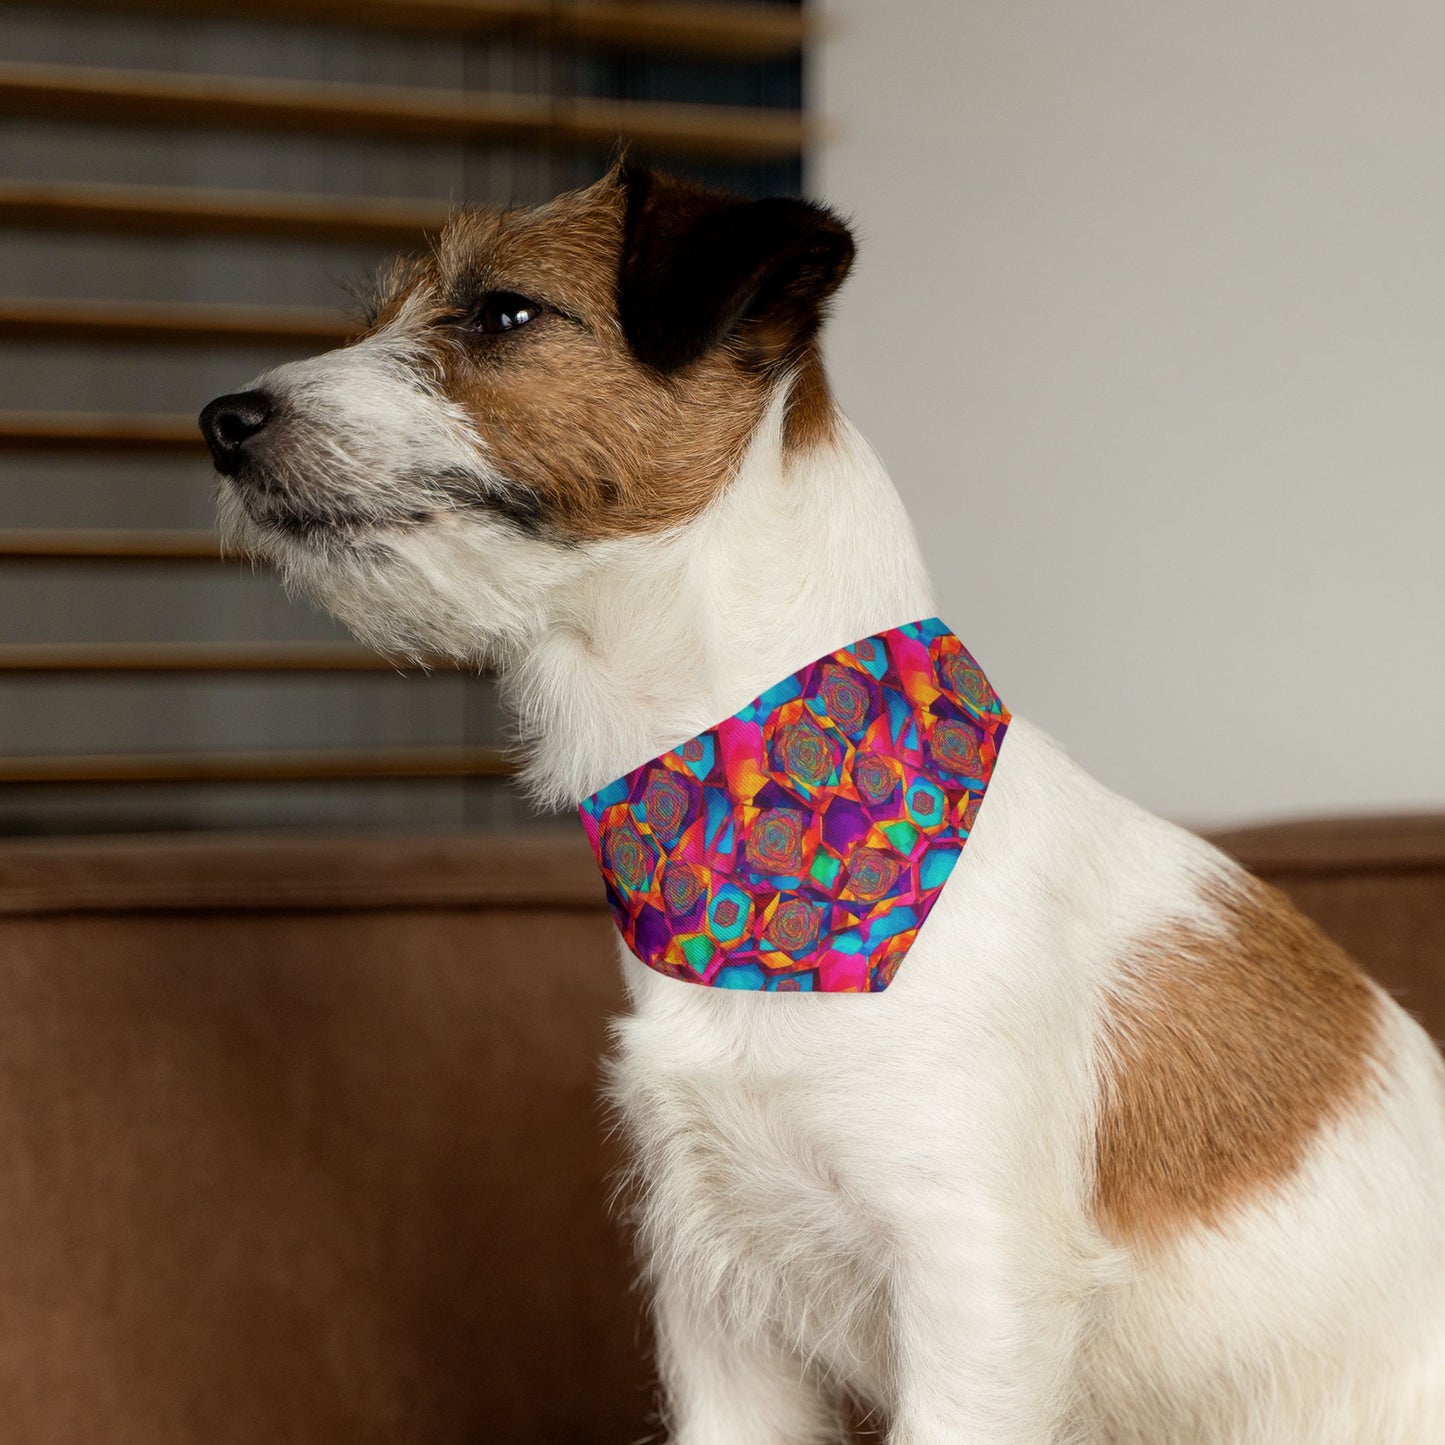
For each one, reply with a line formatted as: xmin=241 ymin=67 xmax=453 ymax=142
xmin=579 ymin=619 xmax=1008 ymax=993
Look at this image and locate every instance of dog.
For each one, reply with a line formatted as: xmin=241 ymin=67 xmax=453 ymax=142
xmin=200 ymin=162 xmax=1445 ymax=1443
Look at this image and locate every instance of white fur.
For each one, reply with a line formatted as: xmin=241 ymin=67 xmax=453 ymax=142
xmin=222 ymin=353 xmax=1445 ymax=1443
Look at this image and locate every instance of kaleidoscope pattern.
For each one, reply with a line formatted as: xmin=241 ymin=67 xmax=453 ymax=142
xmin=579 ymin=619 xmax=1009 ymax=992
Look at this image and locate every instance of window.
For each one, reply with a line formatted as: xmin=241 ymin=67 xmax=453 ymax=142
xmin=0 ymin=0 xmax=807 ymax=834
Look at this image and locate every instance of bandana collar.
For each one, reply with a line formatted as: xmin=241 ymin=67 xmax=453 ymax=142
xmin=579 ymin=619 xmax=1008 ymax=993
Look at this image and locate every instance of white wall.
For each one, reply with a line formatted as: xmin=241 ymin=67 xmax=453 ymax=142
xmin=812 ymin=0 xmax=1445 ymax=827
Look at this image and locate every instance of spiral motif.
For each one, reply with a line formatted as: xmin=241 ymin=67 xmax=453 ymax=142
xmin=661 ymin=861 xmax=707 ymax=916
xmin=602 ymin=818 xmax=654 ymax=893
xmin=712 ymin=897 xmax=742 ymax=930
xmin=818 ymin=664 xmax=870 ymax=734
xmin=744 ymin=807 xmax=807 ymax=875
xmin=873 ymin=951 xmax=905 ymax=990
xmin=930 ymin=719 xmax=982 ymax=776
xmin=845 ymin=846 xmax=902 ymax=903
xmin=641 ymin=768 xmax=691 ymax=845
xmin=771 ymin=716 xmax=838 ymax=790
xmin=853 ymin=751 xmax=898 ymax=807
xmin=940 ymin=651 xmax=991 ymax=708
xmin=764 ymin=898 xmax=822 ymax=954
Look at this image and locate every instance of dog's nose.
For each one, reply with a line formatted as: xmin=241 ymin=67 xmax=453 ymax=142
xmin=199 ymin=390 xmax=273 ymax=475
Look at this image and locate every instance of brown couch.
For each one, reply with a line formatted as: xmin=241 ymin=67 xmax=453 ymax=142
xmin=0 ymin=816 xmax=1441 ymax=1443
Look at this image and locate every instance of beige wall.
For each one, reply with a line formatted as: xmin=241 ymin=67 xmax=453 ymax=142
xmin=813 ymin=0 xmax=1445 ymax=827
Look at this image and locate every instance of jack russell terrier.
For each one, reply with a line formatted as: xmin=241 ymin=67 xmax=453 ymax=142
xmin=200 ymin=162 xmax=1445 ymax=1444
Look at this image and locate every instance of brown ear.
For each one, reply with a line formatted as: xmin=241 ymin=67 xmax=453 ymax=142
xmin=616 ymin=163 xmax=855 ymax=375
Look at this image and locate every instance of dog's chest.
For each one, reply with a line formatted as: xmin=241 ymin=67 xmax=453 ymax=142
xmin=612 ymin=993 xmax=893 ymax=1387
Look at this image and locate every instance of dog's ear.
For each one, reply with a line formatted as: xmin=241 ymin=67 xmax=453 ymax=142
xmin=616 ymin=162 xmax=855 ymax=374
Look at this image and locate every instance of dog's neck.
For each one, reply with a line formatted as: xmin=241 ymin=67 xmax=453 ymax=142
xmin=504 ymin=390 xmax=936 ymax=809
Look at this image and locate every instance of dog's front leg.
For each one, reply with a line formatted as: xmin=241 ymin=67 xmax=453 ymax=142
xmin=653 ymin=1274 xmax=841 ymax=1445
xmin=885 ymin=1205 xmax=1091 ymax=1445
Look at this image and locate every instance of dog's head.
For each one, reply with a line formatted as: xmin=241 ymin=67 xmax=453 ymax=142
xmin=200 ymin=163 xmax=854 ymax=661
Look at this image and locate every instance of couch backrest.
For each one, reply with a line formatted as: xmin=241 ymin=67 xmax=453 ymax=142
xmin=1211 ymin=813 xmax=1445 ymax=1046
xmin=0 ymin=832 xmax=647 ymax=1445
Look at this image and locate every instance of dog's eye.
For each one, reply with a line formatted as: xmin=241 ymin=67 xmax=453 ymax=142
xmin=471 ymin=291 xmax=543 ymax=335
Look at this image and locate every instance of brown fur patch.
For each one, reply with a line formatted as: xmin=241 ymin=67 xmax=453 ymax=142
xmin=1094 ymin=872 xmax=1382 ymax=1246
xmin=362 ymin=179 xmax=777 ymax=541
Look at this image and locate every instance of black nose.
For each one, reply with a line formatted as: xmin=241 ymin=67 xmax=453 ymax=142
xmin=199 ymin=390 xmax=273 ymax=475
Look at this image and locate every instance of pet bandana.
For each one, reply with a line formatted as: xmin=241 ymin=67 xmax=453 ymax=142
xmin=579 ymin=619 xmax=1008 ymax=992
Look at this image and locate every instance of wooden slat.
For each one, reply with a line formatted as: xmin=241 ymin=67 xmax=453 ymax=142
xmin=0 ymin=528 xmax=220 ymax=561
xmin=0 ymin=745 xmax=513 ymax=784
xmin=29 ymin=0 xmax=810 ymax=59
xmin=0 ymin=413 xmax=203 ymax=452
xmin=547 ymin=0 xmax=809 ymax=58
xmin=0 ymin=296 xmax=352 ymax=348
xmin=0 ymin=179 xmax=448 ymax=245
xmin=0 ymin=831 xmax=603 ymax=916
xmin=0 ymin=643 xmax=416 ymax=673
xmin=0 ymin=61 xmax=811 ymax=162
